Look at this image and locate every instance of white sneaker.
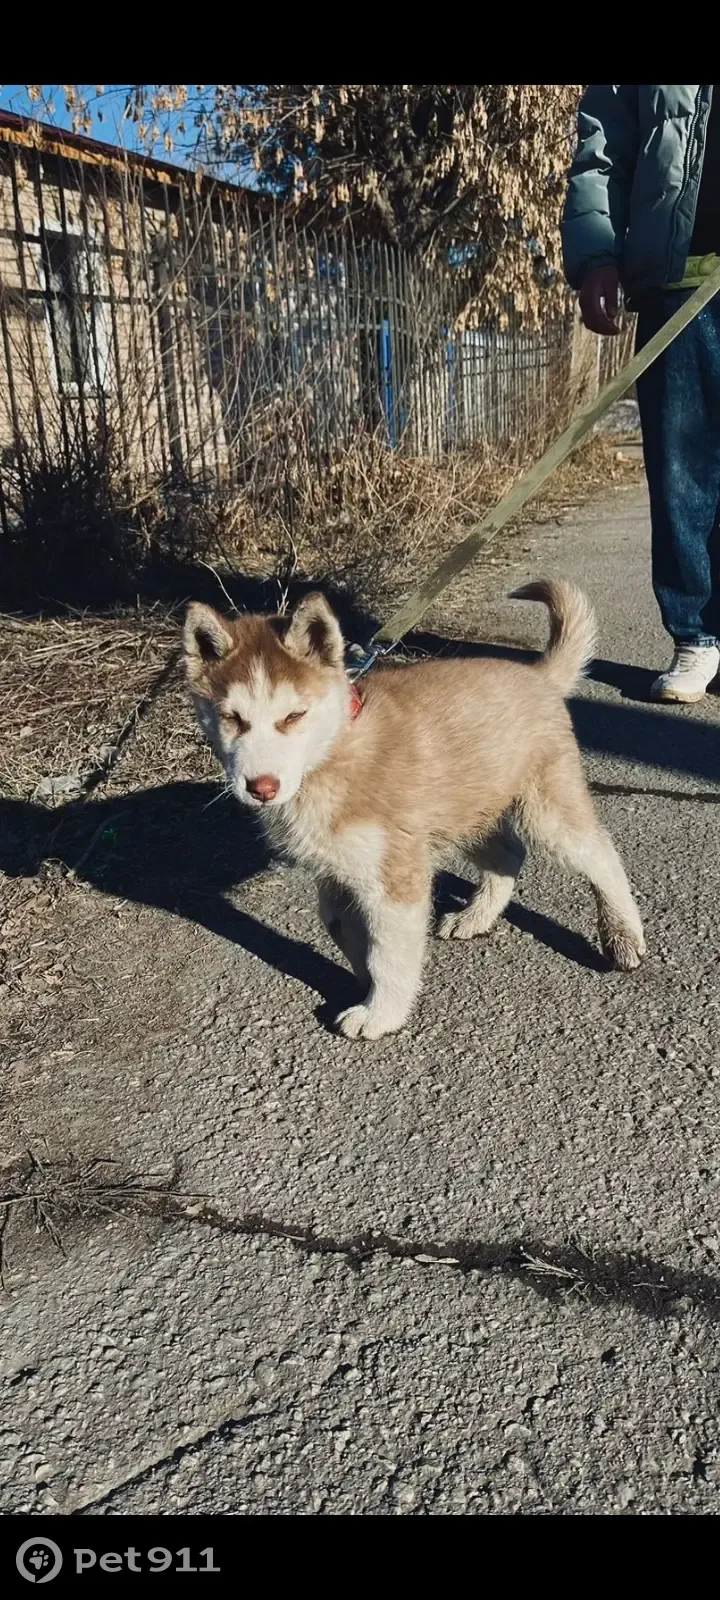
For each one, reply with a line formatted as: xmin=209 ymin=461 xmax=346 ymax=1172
xmin=650 ymin=643 xmax=720 ymax=703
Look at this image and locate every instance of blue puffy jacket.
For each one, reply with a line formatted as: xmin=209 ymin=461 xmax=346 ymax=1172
xmin=562 ymin=86 xmax=713 ymax=305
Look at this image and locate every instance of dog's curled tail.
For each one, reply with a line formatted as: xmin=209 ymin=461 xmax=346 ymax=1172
xmin=510 ymin=579 xmax=597 ymax=695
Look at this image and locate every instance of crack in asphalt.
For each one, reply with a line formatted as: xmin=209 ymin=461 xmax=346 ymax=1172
xmin=5 ymin=1153 xmax=718 ymax=1330
xmin=170 ymin=1202 xmax=720 ymax=1325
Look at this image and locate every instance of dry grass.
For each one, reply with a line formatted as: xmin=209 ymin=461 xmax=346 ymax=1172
xmin=0 ymin=1149 xmax=186 ymax=1282
xmin=101 ymin=678 xmax=216 ymax=797
xmin=0 ymin=605 xmax=179 ymax=801
xmin=215 ymin=399 xmax=638 ymax=611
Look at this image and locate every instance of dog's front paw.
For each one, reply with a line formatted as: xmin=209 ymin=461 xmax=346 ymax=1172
xmin=437 ymin=908 xmax=485 ymax=940
xmin=334 ymin=1003 xmax=405 ymax=1041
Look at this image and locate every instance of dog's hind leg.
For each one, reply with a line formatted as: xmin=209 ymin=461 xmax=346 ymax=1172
xmin=438 ymin=821 xmax=526 ymax=941
xmin=318 ymin=878 xmax=370 ymax=988
xmin=520 ymin=757 xmax=645 ymax=970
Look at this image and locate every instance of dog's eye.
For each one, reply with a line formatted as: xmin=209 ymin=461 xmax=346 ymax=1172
xmin=222 ymin=712 xmax=249 ymax=736
xmin=279 ymin=709 xmax=307 ymax=730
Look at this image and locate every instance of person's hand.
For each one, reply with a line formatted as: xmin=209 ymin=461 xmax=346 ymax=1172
xmin=579 ymin=265 xmax=622 ymax=335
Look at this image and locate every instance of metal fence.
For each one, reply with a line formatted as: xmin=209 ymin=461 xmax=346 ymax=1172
xmin=0 ymin=133 xmax=581 ymax=528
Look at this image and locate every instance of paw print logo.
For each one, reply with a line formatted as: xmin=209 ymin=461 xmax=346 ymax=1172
xmin=16 ymin=1539 xmax=63 ymax=1584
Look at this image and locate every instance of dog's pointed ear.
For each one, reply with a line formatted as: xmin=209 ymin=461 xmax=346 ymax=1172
xmin=183 ymin=603 xmax=235 ymax=685
xmin=284 ymin=592 xmax=344 ymax=668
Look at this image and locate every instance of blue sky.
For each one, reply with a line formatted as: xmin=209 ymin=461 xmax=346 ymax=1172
xmin=0 ymin=86 xmax=168 ymax=150
xmin=0 ymin=85 xmax=257 ymax=184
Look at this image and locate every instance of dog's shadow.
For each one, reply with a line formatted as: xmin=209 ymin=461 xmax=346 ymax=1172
xmin=433 ymin=870 xmax=606 ymax=973
xmin=0 ymin=784 xmax=359 ymax=1021
xmin=0 ymin=784 xmax=607 ymax=1036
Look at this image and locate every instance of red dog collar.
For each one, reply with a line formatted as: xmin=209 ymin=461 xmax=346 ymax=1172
xmin=349 ymin=682 xmax=363 ymax=720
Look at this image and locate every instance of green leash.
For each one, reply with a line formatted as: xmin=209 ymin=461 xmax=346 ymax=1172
xmin=350 ymin=263 xmax=720 ymax=672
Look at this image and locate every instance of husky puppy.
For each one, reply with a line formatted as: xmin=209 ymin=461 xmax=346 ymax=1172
xmin=183 ymin=580 xmax=645 ymax=1039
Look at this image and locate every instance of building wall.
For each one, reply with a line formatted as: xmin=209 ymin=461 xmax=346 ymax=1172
xmin=0 ymin=140 xmax=231 ymax=503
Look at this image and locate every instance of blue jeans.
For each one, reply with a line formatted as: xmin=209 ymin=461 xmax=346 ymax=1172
xmin=635 ymin=290 xmax=720 ymax=646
